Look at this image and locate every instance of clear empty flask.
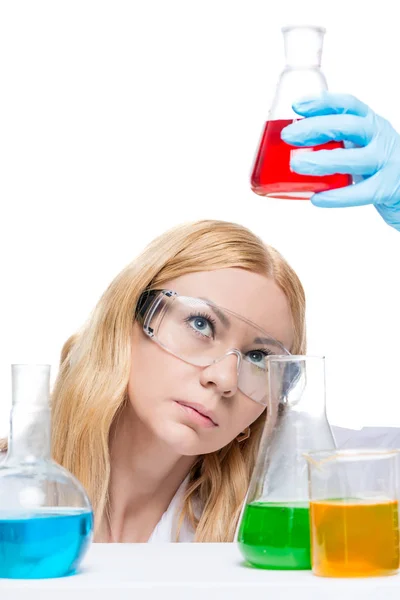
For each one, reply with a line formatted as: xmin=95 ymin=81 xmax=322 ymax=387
xmin=237 ymin=356 xmax=336 ymax=570
xmin=250 ymin=25 xmax=352 ymax=199
xmin=0 ymin=365 xmax=93 ymax=579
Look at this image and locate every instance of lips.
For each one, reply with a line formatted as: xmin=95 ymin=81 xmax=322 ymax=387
xmin=175 ymin=400 xmax=218 ymax=426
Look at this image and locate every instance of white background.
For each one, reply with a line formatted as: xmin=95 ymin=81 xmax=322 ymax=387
xmin=0 ymin=0 xmax=399 ymax=435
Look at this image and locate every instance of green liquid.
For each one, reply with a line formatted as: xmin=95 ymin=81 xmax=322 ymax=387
xmin=237 ymin=502 xmax=311 ymax=570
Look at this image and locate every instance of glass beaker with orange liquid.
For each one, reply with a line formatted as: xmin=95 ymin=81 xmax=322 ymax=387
xmin=304 ymin=449 xmax=400 ymax=578
xmin=236 ymin=356 xmax=336 ymax=570
xmin=250 ymin=25 xmax=352 ymax=199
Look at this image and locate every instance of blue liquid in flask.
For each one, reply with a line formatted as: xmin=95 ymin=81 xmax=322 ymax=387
xmin=0 ymin=508 xmax=93 ymax=579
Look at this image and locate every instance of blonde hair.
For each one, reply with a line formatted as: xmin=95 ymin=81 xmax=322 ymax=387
xmin=2 ymin=220 xmax=307 ymax=542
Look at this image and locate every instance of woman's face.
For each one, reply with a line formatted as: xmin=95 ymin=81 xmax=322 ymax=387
xmin=128 ymin=268 xmax=294 ymax=456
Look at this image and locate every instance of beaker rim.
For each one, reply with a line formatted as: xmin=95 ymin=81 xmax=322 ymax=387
xmin=281 ymin=24 xmax=326 ymax=34
xmin=304 ymin=448 xmax=400 ymax=463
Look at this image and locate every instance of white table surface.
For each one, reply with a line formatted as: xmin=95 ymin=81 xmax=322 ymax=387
xmin=0 ymin=543 xmax=399 ymax=600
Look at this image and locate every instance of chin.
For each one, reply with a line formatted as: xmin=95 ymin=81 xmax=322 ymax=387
xmin=157 ymin=422 xmax=205 ymax=455
xmin=168 ymin=432 xmax=225 ymax=457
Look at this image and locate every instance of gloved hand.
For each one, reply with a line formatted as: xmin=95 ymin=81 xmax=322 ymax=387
xmin=280 ymin=93 xmax=400 ymax=232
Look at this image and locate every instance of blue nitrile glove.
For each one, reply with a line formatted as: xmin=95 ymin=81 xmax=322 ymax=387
xmin=280 ymin=92 xmax=400 ymax=232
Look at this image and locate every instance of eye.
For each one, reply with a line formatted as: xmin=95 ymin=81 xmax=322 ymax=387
xmin=184 ymin=312 xmax=216 ymax=338
xmin=246 ymin=348 xmax=273 ymax=369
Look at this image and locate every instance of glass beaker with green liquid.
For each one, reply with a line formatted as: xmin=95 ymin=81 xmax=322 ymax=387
xmin=236 ymin=356 xmax=336 ymax=570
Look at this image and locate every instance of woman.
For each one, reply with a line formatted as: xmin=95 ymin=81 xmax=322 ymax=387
xmin=51 ymin=219 xmax=304 ymax=543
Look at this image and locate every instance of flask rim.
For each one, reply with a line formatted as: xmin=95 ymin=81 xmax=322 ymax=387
xmin=281 ymin=25 xmax=326 ymax=35
xmin=11 ymin=364 xmax=51 ymax=368
xmin=267 ymin=354 xmax=325 ymax=362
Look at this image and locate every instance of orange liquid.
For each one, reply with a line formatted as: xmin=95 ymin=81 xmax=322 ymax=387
xmin=310 ymin=499 xmax=400 ymax=577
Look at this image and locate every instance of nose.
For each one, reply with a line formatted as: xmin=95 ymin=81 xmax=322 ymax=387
xmin=199 ymin=350 xmax=240 ymax=398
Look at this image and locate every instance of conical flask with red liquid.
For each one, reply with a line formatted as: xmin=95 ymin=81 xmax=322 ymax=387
xmin=250 ymin=25 xmax=352 ymax=199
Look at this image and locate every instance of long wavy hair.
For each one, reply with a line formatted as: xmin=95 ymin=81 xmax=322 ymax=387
xmin=1 ymin=220 xmax=306 ymax=542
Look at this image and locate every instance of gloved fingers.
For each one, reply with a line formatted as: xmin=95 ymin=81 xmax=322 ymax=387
xmin=290 ymin=147 xmax=378 ymax=177
xmin=343 ymin=141 xmax=366 ymax=183
xmin=310 ymin=175 xmax=381 ymax=208
xmin=375 ymin=204 xmax=400 ymax=231
xmin=281 ymin=114 xmax=374 ymax=147
xmin=343 ymin=140 xmax=357 ymax=149
xmin=292 ymin=92 xmax=370 ymax=117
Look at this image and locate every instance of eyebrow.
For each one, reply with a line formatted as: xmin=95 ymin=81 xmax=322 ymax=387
xmin=199 ymin=297 xmax=231 ymax=328
xmin=199 ymin=297 xmax=285 ymax=348
xmin=253 ymin=336 xmax=284 ymax=348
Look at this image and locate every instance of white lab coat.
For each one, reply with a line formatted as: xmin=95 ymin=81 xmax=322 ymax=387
xmin=147 ymin=473 xmax=196 ymax=543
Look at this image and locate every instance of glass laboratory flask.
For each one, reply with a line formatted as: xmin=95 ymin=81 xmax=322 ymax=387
xmin=237 ymin=356 xmax=336 ymax=570
xmin=0 ymin=365 xmax=93 ymax=579
xmin=250 ymin=25 xmax=352 ymax=199
xmin=304 ymin=449 xmax=400 ymax=578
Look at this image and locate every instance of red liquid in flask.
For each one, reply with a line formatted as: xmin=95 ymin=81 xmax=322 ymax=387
xmin=251 ymin=119 xmax=352 ymax=199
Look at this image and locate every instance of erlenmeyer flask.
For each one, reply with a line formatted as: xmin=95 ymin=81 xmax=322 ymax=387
xmin=0 ymin=365 xmax=93 ymax=579
xmin=236 ymin=356 xmax=336 ymax=570
xmin=250 ymin=25 xmax=352 ymax=199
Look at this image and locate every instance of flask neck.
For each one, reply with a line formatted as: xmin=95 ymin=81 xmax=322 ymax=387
xmin=7 ymin=365 xmax=51 ymax=463
xmin=267 ymin=357 xmax=332 ymax=438
xmin=282 ymin=25 xmax=325 ymax=68
xmin=8 ymin=405 xmax=51 ymax=462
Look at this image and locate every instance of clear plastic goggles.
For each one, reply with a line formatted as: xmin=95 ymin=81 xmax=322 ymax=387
xmin=136 ymin=289 xmax=292 ymax=405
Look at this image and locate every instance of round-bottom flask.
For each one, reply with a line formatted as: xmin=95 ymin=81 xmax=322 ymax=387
xmin=0 ymin=365 xmax=93 ymax=579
